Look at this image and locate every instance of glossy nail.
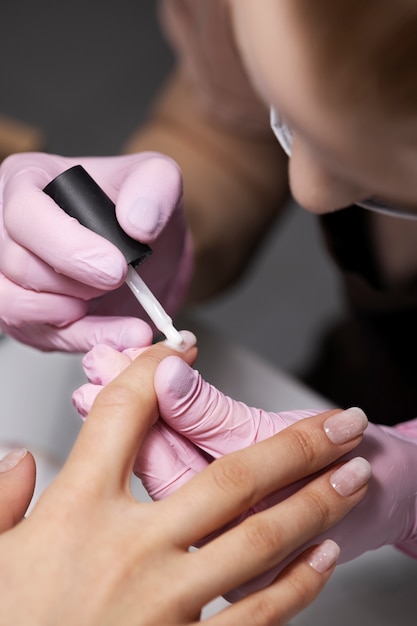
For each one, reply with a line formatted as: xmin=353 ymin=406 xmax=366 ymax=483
xmin=308 ymin=539 xmax=341 ymax=573
xmin=0 ymin=448 xmax=27 ymax=473
xmin=324 ymin=407 xmax=368 ymax=444
xmin=330 ymin=457 xmax=372 ymax=496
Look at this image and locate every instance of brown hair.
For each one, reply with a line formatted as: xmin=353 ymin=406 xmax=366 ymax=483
xmin=293 ymin=0 xmax=417 ymax=116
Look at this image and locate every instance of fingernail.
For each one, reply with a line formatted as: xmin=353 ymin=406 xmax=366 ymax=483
xmin=128 ymin=198 xmax=160 ymax=235
xmin=163 ymin=330 xmax=197 ymax=352
xmin=324 ymin=407 xmax=368 ymax=444
xmin=0 ymin=448 xmax=27 ymax=473
xmin=330 ymin=457 xmax=371 ymax=496
xmin=308 ymin=539 xmax=341 ymax=573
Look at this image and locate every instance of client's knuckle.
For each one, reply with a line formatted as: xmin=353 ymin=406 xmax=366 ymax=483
xmin=285 ymin=426 xmax=317 ymax=466
xmin=210 ymin=456 xmax=256 ymax=505
xmin=246 ymin=571 xmax=316 ymax=625
xmin=286 ymin=568 xmax=317 ymax=608
xmin=95 ymin=381 xmax=138 ymax=411
xmin=247 ymin=594 xmax=281 ymax=625
xmin=241 ymin=516 xmax=283 ymax=561
xmin=302 ymin=489 xmax=332 ymax=527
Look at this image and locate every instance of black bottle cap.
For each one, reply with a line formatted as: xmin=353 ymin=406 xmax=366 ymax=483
xmin=43 ymin=165 xmax=152 ymax=267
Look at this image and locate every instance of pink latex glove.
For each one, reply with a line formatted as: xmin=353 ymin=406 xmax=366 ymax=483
xmin=0 ymin=152 xmax=192 ymax=351
xmin=73 ymin=347 xmax=417 ymax=601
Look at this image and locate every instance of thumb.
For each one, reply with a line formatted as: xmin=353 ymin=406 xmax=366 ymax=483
xmin=155 ymin=357 xmax=319 ymax=458
xmin=133 ymin=422 xmax=208 ymax=500
xmin=0 ymin=449 xmax=36 ymax=531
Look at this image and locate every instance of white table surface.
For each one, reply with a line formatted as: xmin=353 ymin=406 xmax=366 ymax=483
xmin=1 ymin=324 xmax=416 ymax=624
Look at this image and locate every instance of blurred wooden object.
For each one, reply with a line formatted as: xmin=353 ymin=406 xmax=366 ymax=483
xmin=0 ymin=115 xmax=46 ymax=162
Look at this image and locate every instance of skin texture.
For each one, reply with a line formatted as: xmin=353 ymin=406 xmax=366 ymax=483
xmin=0 ymin=339 xmax=369 ymax=625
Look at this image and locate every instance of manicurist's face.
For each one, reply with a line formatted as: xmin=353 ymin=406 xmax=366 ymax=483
xmin=229 ymin=0 xmax=417 ymax=216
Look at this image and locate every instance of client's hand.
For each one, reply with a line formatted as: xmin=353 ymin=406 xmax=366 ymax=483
xmin=2 ymin=339 xmax=370 ymax=625
xmin=73 ymin=344 xmax=371 ymax=605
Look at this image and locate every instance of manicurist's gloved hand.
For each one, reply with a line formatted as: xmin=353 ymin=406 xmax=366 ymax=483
xmin=0 ymin=152 xmax=192 ymax=351
xmin=74 ymin=348 xmax=417 ymax=602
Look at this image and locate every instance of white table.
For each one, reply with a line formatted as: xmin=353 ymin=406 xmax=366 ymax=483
xmin=1 ymin=325 xmax=416 ymax=624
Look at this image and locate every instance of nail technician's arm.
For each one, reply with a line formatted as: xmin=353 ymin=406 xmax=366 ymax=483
xmin=0 ymin=342 xmax=367 ymax=625
xmin=0 ymin=151 xmax=192 ymax=351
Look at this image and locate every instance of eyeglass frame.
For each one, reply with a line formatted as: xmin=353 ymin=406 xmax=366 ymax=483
xmin=270 ymin=106 xmax=417 ymax=220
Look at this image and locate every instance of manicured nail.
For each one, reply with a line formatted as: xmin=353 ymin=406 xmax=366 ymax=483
xmin=308 ymin=539 xmax=341 ymax=573
xmin=324 ymin=407 xmax=368 ymax=444
xmin=0 ymin=448 xmax=27 ymax=473
xmin=330 ymin=457 xmax=371 ymax=496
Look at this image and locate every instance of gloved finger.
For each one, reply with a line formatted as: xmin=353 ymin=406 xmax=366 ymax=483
xmin=0 ymin=232 xmax=106 ymax=298
xmin=2 ymin=315 xmax=153 ymax=353
xmin=72 ymin=341 xmax=161 ymax=419
xmin=3 ymin=162 xmax=127 ymax=288
xmin=133 ymin=421 xmax=208 ymax=500
xmin=0 ymin=274 xmax=88 ymax=326
xmin=80 ymin=344 xmax=151 ymax=386
xmin=114 ymin=153 xmax=183 ymax=242
xmin=81 ymin=154 xmax=191 ymax=319
xmin=0 ymin=449 xmax=36 ymax=530
xmin=72 ymin=383 xmax=103 ymax=419
xmin=155 ymin=357 xmax=320 ymax=457
xmin=65 ymin=332 xmax=197 ymax=494
xmin=72 ymin=350 xmax=204 ymax=482
xmin=71 ymin=345 xmax=150 ymax=417
xmin=81 ymin=344 xmax=133 ymax=385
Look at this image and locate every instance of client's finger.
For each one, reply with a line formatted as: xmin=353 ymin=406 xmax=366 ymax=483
xmin=0 ymin=449 xmax=36 ymax=531
xmin=159 ymin=410 xmax=368 ymax=544
xmin=64 ymin=332 xmax=197 ymax=492
xmin=190 ymin=457 xmax=369 ymax=602
xmin=207 ymin=541 xmax=340 ymax=626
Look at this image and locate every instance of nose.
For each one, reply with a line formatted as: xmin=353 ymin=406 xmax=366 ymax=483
xmin=289 ymin=137 xmax=367 ymax=213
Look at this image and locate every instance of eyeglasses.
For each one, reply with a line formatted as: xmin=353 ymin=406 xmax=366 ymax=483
xmin=270 ymin=107 xmax=417 ymax=220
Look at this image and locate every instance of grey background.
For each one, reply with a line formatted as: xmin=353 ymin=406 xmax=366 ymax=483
xmin=0 ymin=0 xmax=345 ymax=378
